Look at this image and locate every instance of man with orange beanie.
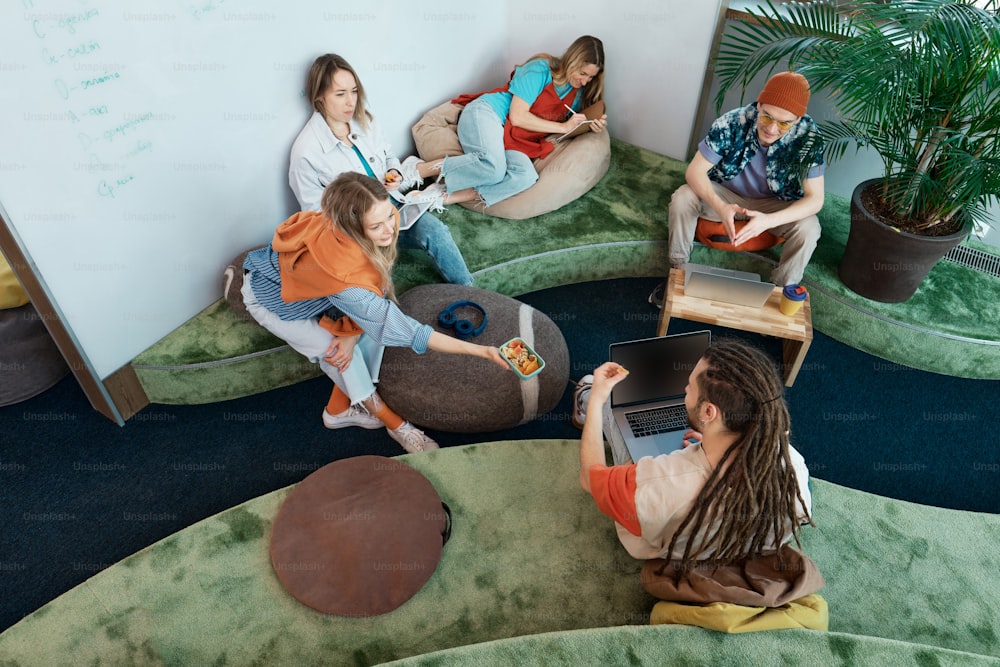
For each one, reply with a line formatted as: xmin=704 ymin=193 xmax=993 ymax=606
xmin=653 ymin=71 xmax=825 ymax=304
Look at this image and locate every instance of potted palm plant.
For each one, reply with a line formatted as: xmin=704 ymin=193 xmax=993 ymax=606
xmin=713 ymin=0 xmax=1000 ymax=302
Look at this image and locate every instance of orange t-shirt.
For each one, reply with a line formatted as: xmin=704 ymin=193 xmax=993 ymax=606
xmin=588 ymin=464 xmax=641 ymax=536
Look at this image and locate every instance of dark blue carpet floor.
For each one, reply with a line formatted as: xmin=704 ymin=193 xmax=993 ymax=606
xmin=1 ymin=277 xmax=997 ymax=633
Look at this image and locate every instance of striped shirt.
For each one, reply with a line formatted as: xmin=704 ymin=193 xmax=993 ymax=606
xmin=243 ymin=245 xmax=432 ymax=354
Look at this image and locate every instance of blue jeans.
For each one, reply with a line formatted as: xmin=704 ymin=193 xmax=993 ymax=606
xmin=241 ymin=277 xmax=383 ymax=403
xmin=441 ymin=98 xmax=538 ymax=207
xmin=396 ymin=203 xmax=473 ymax=286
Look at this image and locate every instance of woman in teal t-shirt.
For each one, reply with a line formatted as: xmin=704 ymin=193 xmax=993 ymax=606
xmin=440 ymin=35 xmax=607 ymax=207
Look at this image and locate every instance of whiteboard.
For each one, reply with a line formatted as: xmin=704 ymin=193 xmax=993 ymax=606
xmin=0 ymin=0 xmax=722 ymax=380
xmin=0 ymin=1 xmax=507 ymax=378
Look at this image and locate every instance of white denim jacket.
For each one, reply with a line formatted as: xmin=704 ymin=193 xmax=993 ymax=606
xmin=288 ymin=111 xmax=422 ymax=212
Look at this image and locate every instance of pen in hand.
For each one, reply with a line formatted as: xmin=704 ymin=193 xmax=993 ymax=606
xmin=564 ymin=103 xmax=596 ymax=130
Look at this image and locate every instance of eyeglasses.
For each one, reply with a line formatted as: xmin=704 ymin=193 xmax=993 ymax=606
xmin=758 ymin=111 xmax=797 ymax=132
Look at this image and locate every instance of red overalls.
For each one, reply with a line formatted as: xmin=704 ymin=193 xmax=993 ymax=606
xmin=452 ymin=77 xmax=580 ymax=160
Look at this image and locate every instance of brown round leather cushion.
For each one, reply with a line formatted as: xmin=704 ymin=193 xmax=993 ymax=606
xmin=378 ymin=284 xmax=570 ymax=433
xmin=270 ymin=455 xmax=449 ymax=616
xmin=695 ymin=218 xmax=783 ymax=253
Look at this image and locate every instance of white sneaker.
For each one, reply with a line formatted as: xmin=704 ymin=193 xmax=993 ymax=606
xmin=648 ymin=282 xmax=665 ymax=310
xmin=322 ymin=404 xmax=383 ymax=430
xmin=402 ymin=183 xmax=447 ymax=213
xmin=572 ymin=375 xmax=594 ymax=429
xmin=388 ymin=421 xmax=440 ymax=453
xmin=398 ymin=155 xmax=424 ymax=188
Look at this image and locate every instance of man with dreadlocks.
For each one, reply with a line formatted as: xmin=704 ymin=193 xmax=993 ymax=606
xmin=579 ymin=338 xmax=825 ymax=613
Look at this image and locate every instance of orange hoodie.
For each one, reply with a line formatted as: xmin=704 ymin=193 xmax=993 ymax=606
xmin=272 ymin=210 xmax=383 ymax=337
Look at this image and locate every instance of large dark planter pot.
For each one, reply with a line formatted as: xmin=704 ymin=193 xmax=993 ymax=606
xmin=838 ymin=179 xmax=968 ymax=303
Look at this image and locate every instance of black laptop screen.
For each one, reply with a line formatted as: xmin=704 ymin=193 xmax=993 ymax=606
xmin=609 ymin=331 xmax=711 ymax=407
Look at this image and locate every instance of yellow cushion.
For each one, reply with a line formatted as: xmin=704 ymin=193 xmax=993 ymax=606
xmin=649 ymin=593 xmax=828 ymax=633
xmin=0 ymin=253 xmax=29 ymax=310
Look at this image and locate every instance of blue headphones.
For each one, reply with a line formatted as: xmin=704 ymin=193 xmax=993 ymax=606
xmin=437 ymin=300 xmax=487 ymax=338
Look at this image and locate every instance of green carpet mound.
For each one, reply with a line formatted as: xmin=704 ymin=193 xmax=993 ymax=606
xmin=381 ymin=626 xmax=1000 ymax=667
xmin=132 ymin=139 xmax=1000 ymax=407
xmin=0 ymin=440 xmax=996 ymax=665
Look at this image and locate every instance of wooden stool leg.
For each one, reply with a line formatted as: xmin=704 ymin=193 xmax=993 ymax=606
xmin=655 ymin=269 xmax=679 ymax=337
xmin=656 ymin=310 xmax=671 ymax=337
xmin=781 ymin=338 xmax=811 ymax=386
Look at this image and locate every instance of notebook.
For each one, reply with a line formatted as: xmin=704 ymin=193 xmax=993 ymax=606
xmin=554 ymin=100 xmax=606 ymax=143
xmin=603 ymin=330 xmax=711 ymax=465
xmin=683 ymin=262 xmax=775 ymax=308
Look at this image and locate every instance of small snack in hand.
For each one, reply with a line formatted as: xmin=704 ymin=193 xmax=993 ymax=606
xmin=500 ymin=338 xmax=545 ymax=380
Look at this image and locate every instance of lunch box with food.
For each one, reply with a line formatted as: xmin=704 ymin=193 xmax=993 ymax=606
xmin=499 ymin=337 xmax=545 ymax=380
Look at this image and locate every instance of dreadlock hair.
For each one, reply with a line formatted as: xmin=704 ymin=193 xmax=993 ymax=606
xmin=519 ymin=35 xmax=605 ymax=107
xmin=306 ymin=53 xmax=372 ymax=131
xmin=320 ymin=172 xmax=398 ymax=302
xmin=663 ymin=338 xmax=813 ymax=573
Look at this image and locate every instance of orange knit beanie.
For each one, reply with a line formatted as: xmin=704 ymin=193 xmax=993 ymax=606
xmin=757 ymin=71 xmax=810 ymax=117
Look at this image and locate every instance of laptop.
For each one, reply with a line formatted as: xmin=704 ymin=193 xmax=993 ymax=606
xmin=683 ymin=262 xmax=775 ymax=308
xmin=388 ymin=189 xmax=432 ymax=230
xmin=603 ymin=330 xmax=711 ymax=465
xmin=398 ymin=200 xmax=431 ymax=230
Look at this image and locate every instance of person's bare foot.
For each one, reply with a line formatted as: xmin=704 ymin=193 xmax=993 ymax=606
xmin=443 ymin=188 xmax=478 ymax=206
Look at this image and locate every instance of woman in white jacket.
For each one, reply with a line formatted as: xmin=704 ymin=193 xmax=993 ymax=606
xmin=288 ymin=53 xmax=473 ymax=286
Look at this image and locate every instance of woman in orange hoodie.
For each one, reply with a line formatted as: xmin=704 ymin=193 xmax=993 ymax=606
xmin=242 ymin=172 xmax=507 ymax=453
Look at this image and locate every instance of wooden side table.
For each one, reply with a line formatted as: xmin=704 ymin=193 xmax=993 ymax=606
xmin=655 ymin=268 xmax=813 ymax=386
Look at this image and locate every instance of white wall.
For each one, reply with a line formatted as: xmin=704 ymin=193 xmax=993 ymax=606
xmin=507 ymin=0 xmax=723 ymax=160
xmin=0 ymin=0 xmax=723 ymax=380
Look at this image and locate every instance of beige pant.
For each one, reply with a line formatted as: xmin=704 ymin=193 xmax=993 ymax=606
xmin=668 ymin=183 xmax=821 ymax=286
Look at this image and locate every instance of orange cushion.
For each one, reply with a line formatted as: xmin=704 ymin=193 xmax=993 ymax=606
xmin=696 ymin=218 xmax=782 ymax=252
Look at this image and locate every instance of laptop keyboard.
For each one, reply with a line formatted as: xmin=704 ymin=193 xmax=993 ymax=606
xmin=626 ymin=404 xmax=689 ymax=437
